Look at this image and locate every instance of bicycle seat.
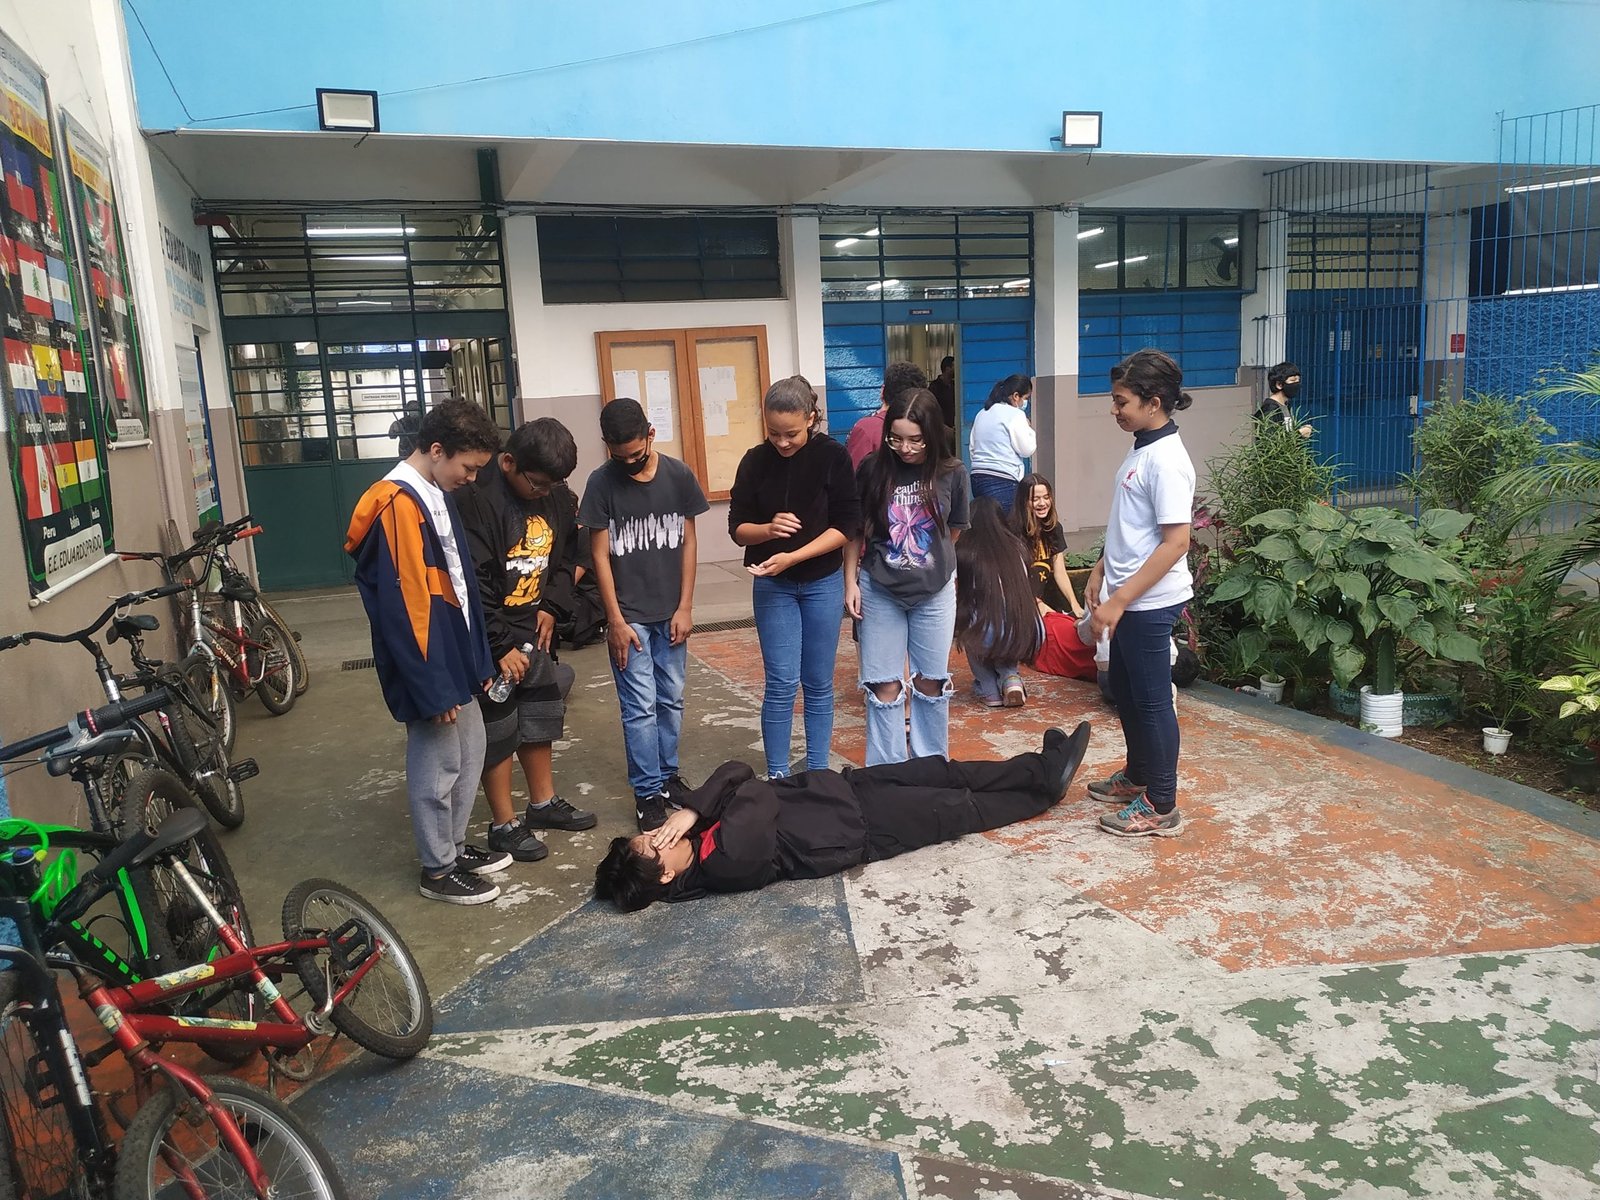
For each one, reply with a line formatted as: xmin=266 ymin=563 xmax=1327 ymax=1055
xmin=108 ymin=614 xmax=160 ymax=643
xmin=217 ymin=580 xmax=257 ymax=603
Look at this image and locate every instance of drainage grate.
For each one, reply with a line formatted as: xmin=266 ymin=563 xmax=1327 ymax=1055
xmin=340 ymin=657 xmax=376 ymax=671
xmin=694 ymin=617 xmax=757 ymax=634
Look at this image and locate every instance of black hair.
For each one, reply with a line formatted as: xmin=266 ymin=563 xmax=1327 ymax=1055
xmin=860 ymin=388 xmax=957 ymax=541
xmin=881 ymin=361 xmax=928 ymax=407
xmin=955 ymin=497 xmax=1043 ymax=665
xmin=1172 ymin=645 xmax=1201 ymax=688
xmin=1268 ymin=361 xmax=1300 ymax=394
xmin=505 ymin=417 xmax=578 ymax=480
xmin=984 ymin=373 xmax=1033 ymax=410
xmin=1110 ymin=350 xmax=1192 ymax=414
xmin=388 ymin=413 xmax=422 ymax=457
xmin=600 ymin=396 xmax=650 ymax=445
xmin=764 ymin=374 xmax=819 ymax=427
xmin=940 ymin=355 xmax=955 ymax=371
xmin=594 ymin=837 xmax=671 ymax=913
xmin=415 ymin=397 xmax=502 ymax=457
xmin=1011 ymin=471 xmax=1059 ymax=556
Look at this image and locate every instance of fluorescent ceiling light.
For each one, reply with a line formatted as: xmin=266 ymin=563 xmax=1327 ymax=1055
xmin=1096 ymin=255 xmax=1149 ymax=270
xmin=866 ymin=279 xmax=898 ymax=290
xmin=834 ymin=237 xmax=859 ymax=248
xmin=1223 ymin=237 xmax=1239 ymax=246
xmin=337 ymin=299 xmax=391 ymax=307
xmin=1077 ymin=226 xmax=1104 ymax=240
xmin=1094 ymin=260 xmax=1119 ymax=270
xmin=1124 ymin=255 xmax=1149 ymax=265
xmin=1002 ymin=278 xmax=1030 ymax=288
xmin=307 ymin=226 xmax=416 ymax=237
xmin=323 ymin=254 xmax=407 ymax=263
xmin=862 ymin=227 xmax=880 ymax=237
xmin=1504 ymin=172 xmax=1600 ymax=194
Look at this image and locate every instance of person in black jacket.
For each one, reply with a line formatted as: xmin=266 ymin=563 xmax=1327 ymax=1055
xmin=457 ymin=417 xmax=597 ymax=865
xmin=593 ymin=723 xmax=1090 ymax=912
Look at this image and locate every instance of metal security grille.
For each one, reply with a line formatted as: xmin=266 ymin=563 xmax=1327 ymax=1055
xmin=1259 ymin=114 xmax=1600 ymax=510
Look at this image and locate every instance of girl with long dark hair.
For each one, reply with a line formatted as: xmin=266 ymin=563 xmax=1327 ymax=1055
xmin=956 ymin=497 xmax=1043 ymax=707
xmin=1011 ymin=472 xmax=1082 ymax=617
xmin=845 ymin=388 xmax=971 ymax=765
xmin=729 ymin=375 xmax=859 ymax=778
xmin=1084 ymin=349 xmax=1196 ymax=838
xmin=967 ymin=374 xmax=1036 ymax=504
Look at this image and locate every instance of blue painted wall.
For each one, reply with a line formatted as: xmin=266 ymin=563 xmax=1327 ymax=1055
xmin=123 ymin=0 xmax=1600 ymax=163
xmin=1465 ymin=292 xmax=1600 ymax=443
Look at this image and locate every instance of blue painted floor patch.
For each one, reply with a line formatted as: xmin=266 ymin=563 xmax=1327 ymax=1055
xmin=436 ymin=876 xmax=865 ymax=1033
xmin=296 ymin=1052 xmax=908 ymax=1200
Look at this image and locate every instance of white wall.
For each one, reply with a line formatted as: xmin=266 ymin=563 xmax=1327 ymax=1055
xmin=503 ymin=214 xmax=811 ymax=563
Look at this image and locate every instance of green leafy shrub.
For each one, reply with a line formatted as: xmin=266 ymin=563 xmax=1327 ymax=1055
xmin=1209 ymin=503 xmax=1484 ymax=695
xmin=1205 ymin=421 xmax=1341 ymax=538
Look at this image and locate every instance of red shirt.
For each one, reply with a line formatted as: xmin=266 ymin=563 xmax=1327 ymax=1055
xmin=1032 ymin=610 xmax=1097 ymax=681
xmin=845 ymin=412 xmax=885 ymax=471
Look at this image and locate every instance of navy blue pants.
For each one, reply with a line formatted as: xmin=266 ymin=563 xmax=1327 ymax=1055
xmin=1107 ymin=602 xmax=1184 ymax=813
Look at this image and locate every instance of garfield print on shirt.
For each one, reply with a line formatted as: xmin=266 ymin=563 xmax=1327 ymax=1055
xmin=506 ymin=514 xmax=553 ymax=608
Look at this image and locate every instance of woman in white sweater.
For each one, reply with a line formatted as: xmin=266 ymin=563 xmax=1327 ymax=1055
xmin=968 ymin=374 xmax=1036 ymax=505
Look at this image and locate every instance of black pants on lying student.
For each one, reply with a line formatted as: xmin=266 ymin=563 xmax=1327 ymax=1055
xmin=665 ymin=737 xmax=1078 ymax=902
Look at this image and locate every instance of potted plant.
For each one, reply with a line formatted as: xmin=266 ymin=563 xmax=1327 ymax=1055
xmin=1540 ymin=658 xmax=1600 ymax=792
xmin=1210 ymin=503 xmax=1484 ymax=737
xmin=1472 ymin=570 xmax=1564 ymax=756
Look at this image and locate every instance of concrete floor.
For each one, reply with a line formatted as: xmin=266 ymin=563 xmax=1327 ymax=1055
xmin=211 ymin=565 xmax=1600 ymax=1200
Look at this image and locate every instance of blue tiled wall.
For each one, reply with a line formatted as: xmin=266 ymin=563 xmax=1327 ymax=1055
xmin=1465 ymin=291 xmax=1600 ymax=442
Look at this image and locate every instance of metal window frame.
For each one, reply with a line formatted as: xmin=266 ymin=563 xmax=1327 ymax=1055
xmin=536 ymin=214 xmax=784 ymax=304
xmin=817 ymin=212 xmax=1035 ymax=301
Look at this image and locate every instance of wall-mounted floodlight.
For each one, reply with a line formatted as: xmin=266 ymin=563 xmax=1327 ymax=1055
xmin=317 ymin=88 xmax=380 ymax=133
xmin=1060 ymin=111 xmax=1102 ymax=149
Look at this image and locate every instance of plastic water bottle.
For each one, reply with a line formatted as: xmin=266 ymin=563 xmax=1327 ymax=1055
xmin=486 ymin=642 xmax=535 ymax=702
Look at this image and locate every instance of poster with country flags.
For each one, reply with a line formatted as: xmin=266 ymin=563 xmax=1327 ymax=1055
xmin=0 ymin=30 xmax=113 ymax=595
xmin=62 ymin=112 xmax=148 ymax=444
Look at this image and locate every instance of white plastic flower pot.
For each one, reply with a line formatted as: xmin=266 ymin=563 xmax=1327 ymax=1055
xmin=1359 ymin=686 xmax=1405 ymax=738
xmin=1482 ymin=726 xmax=1513 ymax=755
xmin=1258 ymin=676 xmax=1286 ymax=704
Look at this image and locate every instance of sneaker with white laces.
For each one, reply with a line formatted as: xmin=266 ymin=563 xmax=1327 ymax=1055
xmin=1099 ymin=794 xmax=1183 ymax=837
xmin=419 ymin=868 xmax=500 ymax=905
xmin=524 ymin=795 xmax=597 ymax=832
xmin=455 ymin=844 xmax=513 ymax=875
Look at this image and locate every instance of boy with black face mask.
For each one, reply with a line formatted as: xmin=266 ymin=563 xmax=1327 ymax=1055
xmin=578 ymin=398 xmax=709 ymax=833
xmin=1256 ymin=361 xmax=1313 ymax=438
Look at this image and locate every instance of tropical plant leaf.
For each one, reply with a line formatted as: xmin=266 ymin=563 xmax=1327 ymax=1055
xmin=1330 ymin=643 xmax=1365 ymax=686
xmin=1345 ymin=540 xmax=1388 ymax=566
xmin=1417 ymin=508 xmax=1475 ymax=543
xmin=1302 ymin=502 xmax=1347 ymax=531
xmin=1326 ymin=619 xmax=1353 ymax=646
xmin=1287 ymin=606 xmax=1319 ymax=648
xmin=1436 ymin=630 xmax=1484 ymax=665
xmin=1297 ymin=529 xmax=1329 ymax=557
xmin=1235 ymin=626 xmax=1270 ymax=669
xmin=1361 ymin=516 xmax=1417 ymax=547
xmin=1331 ymin=572 xmax=1370 ymax=604
xmin=1386 ymin=548 xmax=1447 ymax=583
xmin=1376 ymin=594 xmax=1419 ymax=629
xmin=1283 ymin=558 xmax=1316 ymax=585
xmin=1254 ymin=579 xmax=1296 ymax=625
xmin=1252 ymin=533 xmax=1299 ymax=562
xmin=1245 ymin=508 xmax=1299 ymax=531
xmin=1407 ymin=620 xmax=1439 ymax=656
xmin=1208 ymin=572 xmax=1254 ymax=604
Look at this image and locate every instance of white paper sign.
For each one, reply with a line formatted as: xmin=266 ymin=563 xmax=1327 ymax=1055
xmin=644 ymin=370 xmax=675 ymax=439
xmin=698 ymin=364 xmax=736 ymax=438
xmin=611 ymin=369 xmax=641 ymax=401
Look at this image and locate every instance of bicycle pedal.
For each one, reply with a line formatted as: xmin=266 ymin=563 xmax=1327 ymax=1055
xmin=227 ymin=758 xmax=260 ymax=783
xmin=328 ymin=916 xmax=377 ymax=974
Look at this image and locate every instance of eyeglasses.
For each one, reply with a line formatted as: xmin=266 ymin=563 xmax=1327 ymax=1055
xmin=521 ymin=471 xmax=555 ymax=496
xmin=886 ymin=435 xmax=926 ymax=449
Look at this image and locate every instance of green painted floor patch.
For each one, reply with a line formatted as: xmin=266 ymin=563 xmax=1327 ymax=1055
xmin=1433 ymin=1092 xmax=1600 ymax=1197
xmin=1226 ymin=996 xmax=1309 ymax=1046
xmin=1319 ymin=961 xmax=1424 ymax=1006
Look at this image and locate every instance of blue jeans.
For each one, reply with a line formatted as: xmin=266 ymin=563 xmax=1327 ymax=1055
xmin=1107 ymin=602 xmax=1185 ymax=813
xmin=858 ymin=573 xmax=956 ymax=765
xmin=970 ymin=472 xmax=1019 ymax=506
xmin=609 ymin=620 xmax=688 ymax=799
xmin=753 ymin=569 xmax=846 ymax=776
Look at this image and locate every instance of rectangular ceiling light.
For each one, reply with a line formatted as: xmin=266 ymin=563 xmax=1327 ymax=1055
xmin=307 ymin=225 xmax=414 ymax=237
xmin=1061 ymin=111 xmax=1102 ymax=149
xmin=317 ymin=88 xmax=380 ymax=133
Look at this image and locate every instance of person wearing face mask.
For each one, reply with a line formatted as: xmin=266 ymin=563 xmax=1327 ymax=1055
xmin=579 ymin=397 xmax=710 ymax=833
xmin=967 ymin=374 xmax=1037 ymax=505
xmin=1256 ymin=361 xmax=1313 ymax=438
xmin=729 ymin=376 xmax=860 ymax=779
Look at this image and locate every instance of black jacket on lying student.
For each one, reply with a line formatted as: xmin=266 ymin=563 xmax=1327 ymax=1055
xmin=665 ymin=754 xmax=1060 ymax=901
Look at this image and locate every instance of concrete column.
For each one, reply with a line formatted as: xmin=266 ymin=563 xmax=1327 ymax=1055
xmin=1033 ymin=209 xmax=1079 ymax=507
xmin=785 ymin=217 xmax=827 ymax=425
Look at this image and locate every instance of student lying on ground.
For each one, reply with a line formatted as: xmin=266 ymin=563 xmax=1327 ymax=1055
xmin=593 ymin=723 xmax=1091 ymax=911
xmin=1030 ymin=601 xmax=1199 ymax=703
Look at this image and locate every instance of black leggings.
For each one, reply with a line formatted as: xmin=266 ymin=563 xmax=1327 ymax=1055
xmin=849 ymin=751 xmax=1057 ymax=862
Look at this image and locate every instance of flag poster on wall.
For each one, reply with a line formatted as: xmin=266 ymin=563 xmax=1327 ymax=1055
xmin=0 ymin=30 xmax=113 ymax=594
xmin=62 ymin=112 xmax=148 ymax=444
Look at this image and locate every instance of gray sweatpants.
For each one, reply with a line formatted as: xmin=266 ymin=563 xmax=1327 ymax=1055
xmin=404 ymin=702 xmax=487 ymax=876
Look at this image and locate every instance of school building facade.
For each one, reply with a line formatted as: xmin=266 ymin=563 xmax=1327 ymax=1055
xmin=0 ymin=0 xmax=1596 ymax=806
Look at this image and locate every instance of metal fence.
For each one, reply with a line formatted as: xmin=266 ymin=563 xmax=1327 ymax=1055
xmin=1255 ymin=105 xmax=1599 ymax=511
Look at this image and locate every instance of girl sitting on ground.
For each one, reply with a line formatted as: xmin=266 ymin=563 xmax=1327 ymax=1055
xmin=955 ymin=497 xmax=1043 ymax=708
xmin=1011 ymin=472 xmax=1082 ymax=617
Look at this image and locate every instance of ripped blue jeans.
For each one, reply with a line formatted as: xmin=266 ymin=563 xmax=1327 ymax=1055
xmin=857 ymin=573 xmax=955 ymax=765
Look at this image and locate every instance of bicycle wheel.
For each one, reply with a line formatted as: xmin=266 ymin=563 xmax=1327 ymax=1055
xmin=0 ymin=975 xmax=96 ymax=1199
xmin=159 ymin=674 xmax=244 ymax=830
xmin=119 ymin=766 xmax=258 ymax=1064
xmin=252 ymin=597 xmax=310 ymax=697
xmin=115 ymin=1075 xmax=347 ymax=1200
xmin=246 ymin=620 xmax=296 ymax=715
xmin=281 ymin=879 xmax=432 ymax=1059
xmin=180 ymin=653 xmax=236 ymax=755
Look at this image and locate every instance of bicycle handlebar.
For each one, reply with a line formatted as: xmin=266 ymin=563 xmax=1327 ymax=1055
xmin=0 ymin=582 xmax=188 ymax=654
xmin=47 ymin=808 xmax=208 ymax=932
xmin=0 ymin=689 xmax=172 ymax=764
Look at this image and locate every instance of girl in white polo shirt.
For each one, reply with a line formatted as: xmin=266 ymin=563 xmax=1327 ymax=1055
xmin=1084 ymin=350 xmax=1196 ymax=837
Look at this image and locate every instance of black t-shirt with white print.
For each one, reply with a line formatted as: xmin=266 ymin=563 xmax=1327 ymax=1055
xmin=578 ymin=453 xmax=709 ymax=626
